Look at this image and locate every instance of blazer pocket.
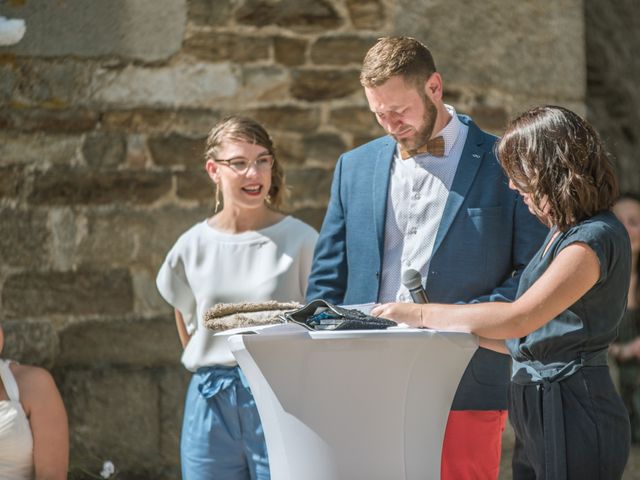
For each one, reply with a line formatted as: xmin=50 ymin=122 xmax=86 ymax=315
xmin=466 ymin=207 xmax=504 ymax=239
xmin=466 ymin=206 xmax=503 ymax=218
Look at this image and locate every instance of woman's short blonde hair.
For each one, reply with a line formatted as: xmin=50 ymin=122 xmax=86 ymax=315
xmin=204 ymin=116 xmax=287 ymax=210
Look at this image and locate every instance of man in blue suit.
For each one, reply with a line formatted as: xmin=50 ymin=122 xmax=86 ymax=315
xmin=306 ymin=37 xmax=548 ymax=479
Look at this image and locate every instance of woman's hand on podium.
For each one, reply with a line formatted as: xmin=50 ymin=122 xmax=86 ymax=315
xmin=371 ymin=302 xmax=426 ymax=327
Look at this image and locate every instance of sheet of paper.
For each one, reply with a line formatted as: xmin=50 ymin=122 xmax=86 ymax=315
xmin=339 ymin=302 xmax=376 ymax=315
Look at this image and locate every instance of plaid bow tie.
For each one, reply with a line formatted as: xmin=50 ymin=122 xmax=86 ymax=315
xmin=399 ymin=136 xmax=445 ymax=159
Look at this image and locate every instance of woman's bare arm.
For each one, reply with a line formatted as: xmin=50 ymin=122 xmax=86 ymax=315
xmin=175 ymin=309 xmax=191 ymax=348
xmin=17 ymin=364 xmax=69 ymax=480
xmin=373 ymin=242 xmax=600 ymax=340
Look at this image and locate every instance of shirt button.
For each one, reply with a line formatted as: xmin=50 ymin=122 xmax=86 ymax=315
xmin=413 ymin=192 xmax=421 ymax=200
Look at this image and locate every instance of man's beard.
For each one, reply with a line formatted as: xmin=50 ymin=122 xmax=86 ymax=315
xmin=394 ymin=94 xmax=438 ymax=151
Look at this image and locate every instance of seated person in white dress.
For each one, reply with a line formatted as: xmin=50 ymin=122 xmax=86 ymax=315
xmin=0 ymin=324 xmax=68 ymax=480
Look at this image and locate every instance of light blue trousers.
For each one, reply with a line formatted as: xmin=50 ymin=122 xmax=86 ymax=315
xmin=181 ymin=366 xmax=270 ymax=480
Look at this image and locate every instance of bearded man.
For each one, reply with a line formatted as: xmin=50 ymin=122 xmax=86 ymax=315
xmin=306 ymin=36 xmax=547 ymax=479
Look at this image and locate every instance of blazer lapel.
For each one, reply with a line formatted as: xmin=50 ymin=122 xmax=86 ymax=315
xmin=372 ymin=137 xmax=395 ymax=260
xmin=432 ymin=122 xmax=485 ymax=255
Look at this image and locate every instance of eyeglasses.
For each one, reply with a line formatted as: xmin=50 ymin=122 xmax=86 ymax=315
xmin=214 ymin=154 xmax=274 ymax=175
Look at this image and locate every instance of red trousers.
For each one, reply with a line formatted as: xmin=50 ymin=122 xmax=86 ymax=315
xmin=441 ymin=409 xmax=508 ymax=480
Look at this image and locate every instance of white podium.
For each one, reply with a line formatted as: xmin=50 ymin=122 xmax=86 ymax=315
xmin=228 ymin=324 xmax=477 ymax=480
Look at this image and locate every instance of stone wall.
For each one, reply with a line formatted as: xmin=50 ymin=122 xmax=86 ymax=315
xmin=585 ymin=0 xmax=640 ymax=194
xmin=0 ymin=0 xmax=613 ymax=478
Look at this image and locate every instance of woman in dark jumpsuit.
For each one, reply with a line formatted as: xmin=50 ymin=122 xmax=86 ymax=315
xmin=373 ymin=105 xmax=631 ymax=479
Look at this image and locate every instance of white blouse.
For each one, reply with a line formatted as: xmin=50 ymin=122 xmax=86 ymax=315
xmin=156 ymin=216 xmax=318 ymax=372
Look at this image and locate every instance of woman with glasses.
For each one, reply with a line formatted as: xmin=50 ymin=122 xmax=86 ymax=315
xmin=156 ymin=116 xmax=318 ymax=480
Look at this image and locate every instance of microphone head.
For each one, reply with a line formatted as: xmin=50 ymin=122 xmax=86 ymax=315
xmin=402 ymin=268 xmax=423 ymax=290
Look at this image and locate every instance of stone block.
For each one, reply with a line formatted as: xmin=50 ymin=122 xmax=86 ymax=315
xmin=0 ymin=0 xmax=186 ymax=62
xmin=1 ymin=319 xmax=59 ymax=368
xmin=0 ymin=64 xmax=16 ymax=104
xmin=56 ymin=315 xmax=182 ymax=367
xmin=2 ymin=269 xmax=133 ymax=318
xmin=58 ymin=368 xmax=164 ymax=476
xmin=132 ymin=266 xmax=171 ymax=315
xmin=101 ymin=108 xmax=178 ymax=133
xmin=48 ymin=207 xmax=82 ymax=271
xmin=286 ymin=167 xmax=333 ymax=206
xmin=311 ymin=35 xmax=377 ymax=65
xmin=352 ymin=133 xmax=383 ymax=149
xmin=0 ymin=164 xmax=24 ymax=199
xmin=585 ymin=0 xmax=640 ymax=194
xmin=303 ymin=132 xmax=347 ymax=165
xmin=9 ymin=58 xmax=92 ymax=108
xmin=90 ymin=63 xmax=239 ymax=108
xmin=236 ymin=0 xmax=343 ymax=32
xmin=124 ymin=134 xmax=149 ymax=170
xmin=291 ymin=206 xmax=327 ymax=231
xmin=0 ymin=108 xmax=99 ymax=132
xmin=469 ymin=105 xmax=509 ymax=135
xmin=148 ymin=133 xmax=207 ymax=169
xmin=184 ymin=32 xmax=270 ymax=63
xmin=188 ymin=0 xmax=234 ymax=26
xmin=176 ymin=170 xmax=213 ymax=203
xmin=171 ymin=109 xmax=223 ymax=137
xmin=346 ymin=0 xmax=385 ymax=29
xmin=240 ymin=65 xmax=290 ymax=103
xmin=158 ymin=367 xmax=190 ymax=463
xmin=1 ymin=59 xmax=53 ymax=106
xmin=271 ymin=132 xmax=305 ymax=166
xmin=442 ymin=87 xmax=463 ymax=106
xmin=243 ymin=105 xmax=321 ymax=132
xmin=274 ymin=36 xmax=307 ymax=66
xmin=329 ymin=105 xmax=382 ymax=135
xmin=82 ymin=132 xmax=127 ymax=168
xmin=28 ymin=168 xmax=172 ymax=205
xmin=394 ymin=0 xmax=584 ymax=100
xmin=0 ymin=132 xmax=83 ymax=167
xmin=0 ymin=207 xmax=50 ymax=269
xmin=291 ymin=68 xmax=362 ymax=101
xmin=75 ymin=205 xmax=208 ymax=268
xmin=101 ymin=108 xmax=221 ymax=137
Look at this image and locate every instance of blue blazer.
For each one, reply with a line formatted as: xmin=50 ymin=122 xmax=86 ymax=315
xmin=306 ymin=115 xmax=548 ymax=410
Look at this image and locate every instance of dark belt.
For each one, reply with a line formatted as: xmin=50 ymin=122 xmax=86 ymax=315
xmin=512 ymin=349 xmax=609 ymax=480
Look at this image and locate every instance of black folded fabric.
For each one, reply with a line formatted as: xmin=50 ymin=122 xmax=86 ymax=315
xmin=280 ymin=299 xmax=396 ymax=331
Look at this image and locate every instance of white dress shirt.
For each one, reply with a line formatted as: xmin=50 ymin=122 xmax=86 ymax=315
xmin=378 ymin=105 xmax=469 ymax=302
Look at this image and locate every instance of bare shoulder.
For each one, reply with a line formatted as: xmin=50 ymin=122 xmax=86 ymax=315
xmin=10 ymin=363 xmax=59 ymax=404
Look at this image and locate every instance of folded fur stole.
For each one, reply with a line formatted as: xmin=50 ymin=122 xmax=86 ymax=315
xmin=204 ymin=301 xmax=301 ymax=332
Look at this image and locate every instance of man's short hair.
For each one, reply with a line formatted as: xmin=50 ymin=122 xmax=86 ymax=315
xmin=360 ymin=36 xmax=437 ymax=89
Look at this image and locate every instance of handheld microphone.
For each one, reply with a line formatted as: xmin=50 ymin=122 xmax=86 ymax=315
xmin=402 ymin=269 xmax=429 ymax=304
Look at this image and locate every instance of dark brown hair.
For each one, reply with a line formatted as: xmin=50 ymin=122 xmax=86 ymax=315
xmin=204 ymin=115 xmax=287 ymax=210
xmin=497 ymin=105 xmax=618 ymax=231
xmin=360 ymin=36 xmax=437 ymax=90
